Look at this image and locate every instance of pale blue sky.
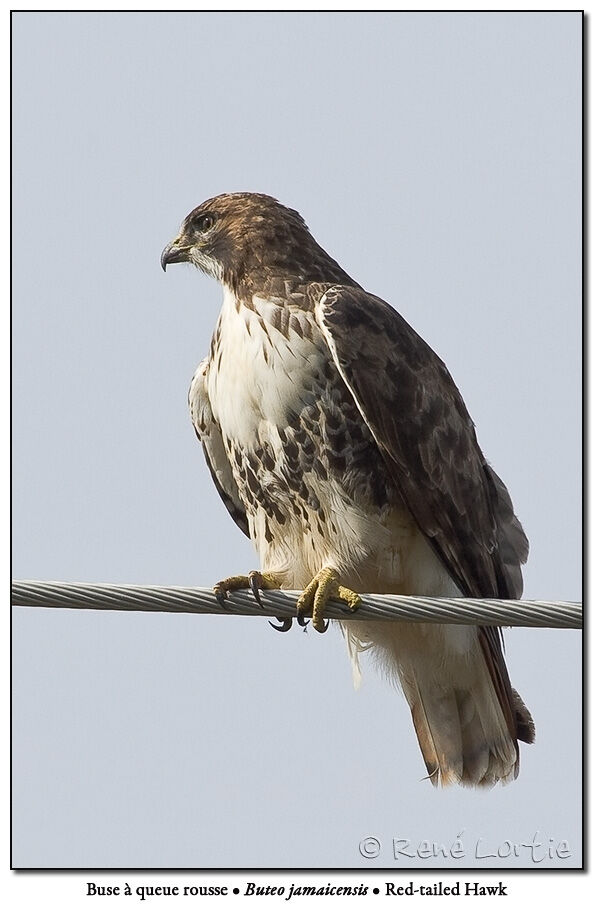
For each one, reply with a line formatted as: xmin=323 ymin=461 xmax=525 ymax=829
xmin=12 ymin=12 xmax=581 ymax=868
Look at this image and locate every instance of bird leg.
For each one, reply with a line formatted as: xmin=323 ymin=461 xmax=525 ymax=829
xmin=296 ymin=567 xmax=362 ymax=633
xmin=214 ymin=570 xmax=283 ymax=605
xmin=213 ymin=570 xmax=298 ymax=632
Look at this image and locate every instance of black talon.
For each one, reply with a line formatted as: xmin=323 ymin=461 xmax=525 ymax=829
xmin=249 ymin=573 xmax=264 ymax=607
xmin=214 ymin=588 xmax=229 ymax=608
xmin=319 ymin=619 xmax=330 ymax=633
xmin=269 ymin=617 xmax=293 ymax=632
xmin=297 ymin=615 xmax=310 ymax=630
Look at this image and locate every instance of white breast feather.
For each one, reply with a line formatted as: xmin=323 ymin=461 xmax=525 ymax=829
xmin=207 ymin=288 xmax=324 ymax=447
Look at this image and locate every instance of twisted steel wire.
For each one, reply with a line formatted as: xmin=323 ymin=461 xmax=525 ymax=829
xmin=11 ymin=580 xmax=582 ymax=629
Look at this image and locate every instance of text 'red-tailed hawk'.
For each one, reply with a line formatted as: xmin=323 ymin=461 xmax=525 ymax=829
xmin=161 ymin=193 xmax=534 ymax=787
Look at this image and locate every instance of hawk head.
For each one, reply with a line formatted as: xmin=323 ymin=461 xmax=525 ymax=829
xmin=161 ymin=192 xmax=353 ymax=294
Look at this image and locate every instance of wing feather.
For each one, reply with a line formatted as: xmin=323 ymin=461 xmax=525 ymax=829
xmin=314 ymin=285 xmax=533 ymax=747
xmin=188 ymin=360 xmax=250 ymax=537
xmin=314 ymin=284 xmax=527 ymax=600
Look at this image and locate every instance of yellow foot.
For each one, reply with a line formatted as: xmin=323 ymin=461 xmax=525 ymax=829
xmin=213 ymin=570 xmax=282 ymax=607
xmin=214 ymin=570 xmax=295 ymax=633
xmin=296 ymin=567 xmax=362 ymax=634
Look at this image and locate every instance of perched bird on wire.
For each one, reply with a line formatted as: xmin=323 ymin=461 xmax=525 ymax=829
xmin=161 ymin=192 xmax=534 ymax=787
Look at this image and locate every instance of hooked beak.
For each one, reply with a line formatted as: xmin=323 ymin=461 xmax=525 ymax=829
xmin=161 ymin=240 xmax=191 ymax=271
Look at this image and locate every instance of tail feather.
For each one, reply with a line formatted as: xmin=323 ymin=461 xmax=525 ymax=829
xmin=455 ymin=688 xmax=494 ymax=785
xmin=407 ymin=678 xmax=463 ymax=785
xmin=403 ymin=667 xmax=518 ymax=787
xmin=344 ymin=619 xmax=533 ymax=787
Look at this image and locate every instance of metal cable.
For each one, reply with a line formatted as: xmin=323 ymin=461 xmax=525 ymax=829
xmin=11 ymin=580 xmax=582 ymax=629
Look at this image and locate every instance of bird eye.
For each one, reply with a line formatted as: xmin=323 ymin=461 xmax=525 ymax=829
xmin=193 ymin=214 xmax=215 ymax=233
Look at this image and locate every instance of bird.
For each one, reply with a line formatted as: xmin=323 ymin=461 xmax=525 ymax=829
xmin=161 ymin=192 xmax=534 ymax=787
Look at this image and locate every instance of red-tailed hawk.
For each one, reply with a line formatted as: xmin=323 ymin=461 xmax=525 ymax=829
xmin=161 ymin=192 xmax=534 ymax=787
